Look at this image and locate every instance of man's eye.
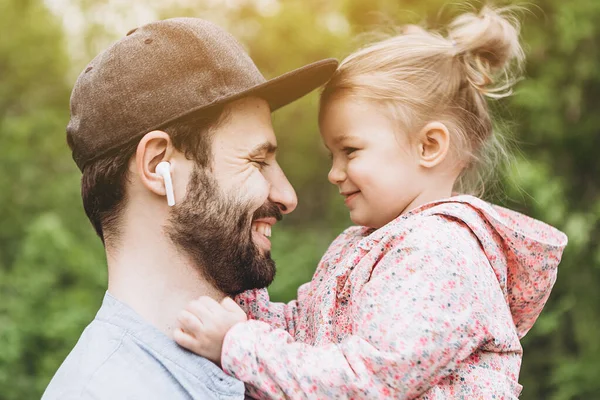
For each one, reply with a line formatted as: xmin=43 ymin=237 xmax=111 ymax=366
xmin=252 ymin=160 xmax=270 ymax=168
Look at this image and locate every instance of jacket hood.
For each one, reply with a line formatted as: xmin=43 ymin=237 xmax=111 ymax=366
xmin=418 ymin=195 xmax=568 ymax=338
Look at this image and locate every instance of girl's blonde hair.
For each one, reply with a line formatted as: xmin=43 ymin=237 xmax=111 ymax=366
xmin=320 ymin=5 xmax=524 ymax=195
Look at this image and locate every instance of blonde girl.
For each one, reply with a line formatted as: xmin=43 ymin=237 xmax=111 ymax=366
xmin=175 ymin=6 xmax=567 ymax=399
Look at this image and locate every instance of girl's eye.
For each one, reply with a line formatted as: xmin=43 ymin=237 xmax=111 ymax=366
xmin=343 ymin=147 xmax=358 ymax=155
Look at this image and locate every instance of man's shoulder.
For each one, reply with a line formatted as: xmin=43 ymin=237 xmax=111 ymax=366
xmin=43 ymin=317 xmax=244 ymax=400
xmin=42 ymin=319 xmax=128 ymax=399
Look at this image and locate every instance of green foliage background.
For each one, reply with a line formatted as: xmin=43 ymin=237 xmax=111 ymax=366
xmin=0 ymin=0 xmax=598 ymax=398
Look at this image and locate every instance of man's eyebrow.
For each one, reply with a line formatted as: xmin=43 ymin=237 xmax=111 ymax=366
xmin=249 ymin=141 xmax=277 ymax=156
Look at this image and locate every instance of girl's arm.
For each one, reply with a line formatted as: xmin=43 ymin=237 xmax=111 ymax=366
xmin=221 ymin=218 xmax=499 ymax=399
xmin=234 ymin=287 xmax=307 ymax=336
xmin=233 ymin=227 xmax=363 ymax=336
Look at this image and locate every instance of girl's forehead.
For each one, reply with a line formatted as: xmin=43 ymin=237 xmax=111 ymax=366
xmin=321 ymin=96 xmax=394 ymax=135
xmin=322 ymin=92 xmax=367 ymax=113
xmin=320 ymin=95 xmax=369 ymax=133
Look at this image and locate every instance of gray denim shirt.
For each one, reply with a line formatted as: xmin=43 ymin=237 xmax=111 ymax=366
xmin=42 ymin=292 xmax=245 ymax=400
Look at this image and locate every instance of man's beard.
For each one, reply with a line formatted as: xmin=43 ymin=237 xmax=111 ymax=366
xmin=166 ymin=166 xmax=282 ymax=296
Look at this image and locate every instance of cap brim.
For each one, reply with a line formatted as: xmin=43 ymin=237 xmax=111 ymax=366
xmin=177 ymin=58 xmax=338 ymax=118
xmin=245 ymin=58 xmax=339 ymax=112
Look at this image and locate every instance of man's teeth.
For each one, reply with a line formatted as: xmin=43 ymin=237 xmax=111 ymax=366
xmin=252 ymin=222 xmax=272 ymax=238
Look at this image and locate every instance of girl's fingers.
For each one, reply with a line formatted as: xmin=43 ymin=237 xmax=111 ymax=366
xmin=221 ymin=297 xmax=247 ymax=320
xmin=178 ymin=310 xmax=204 ymax=335
xmin=173 ymin=328 xmax=199 ymax=351
xmin=220 ymin=296 xmax=239 ymax=312
xmin=198 ymin=296 xmax=223 ymax=314
xmin=187 ymin=296 xmax=221 ymax=317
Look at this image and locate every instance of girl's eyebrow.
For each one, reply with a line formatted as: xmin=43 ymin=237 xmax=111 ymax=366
xmin=334 ymin=134 xmax=349 ymax=144
xmin=335 ymin=134 xmax=360 ymax=144
xmin=322 ymin=134 xmax=360 ymax=152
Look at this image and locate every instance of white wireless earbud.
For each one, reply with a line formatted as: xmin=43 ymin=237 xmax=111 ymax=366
xmin=156 ymin=161 xmax=175 ymax=207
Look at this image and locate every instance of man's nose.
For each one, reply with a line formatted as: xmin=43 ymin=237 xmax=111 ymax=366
xmin=268 ymin=168 xmax=298 ymax=215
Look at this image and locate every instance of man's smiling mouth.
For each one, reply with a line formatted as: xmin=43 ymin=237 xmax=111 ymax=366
xmin=251 ymin=221 xmax=272 ymax=237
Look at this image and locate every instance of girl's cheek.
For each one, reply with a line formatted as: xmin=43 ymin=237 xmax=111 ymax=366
xmin=347 ymin=159 xmax=371 ymax=184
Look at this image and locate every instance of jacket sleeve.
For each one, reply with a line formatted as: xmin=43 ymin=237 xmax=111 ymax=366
xmin=234 ymin=287 xmax=307 ymax=336
xmin=222 ymin=218 xmax=495 ymax=399
xmin=233 ymin=226 xmax=364 ymax=337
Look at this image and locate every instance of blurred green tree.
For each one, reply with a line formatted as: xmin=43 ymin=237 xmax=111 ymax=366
xmin=0 ymin=0 xmax=106 ymax=398
xmin=1 ymin=0 xmax=598 ymax=399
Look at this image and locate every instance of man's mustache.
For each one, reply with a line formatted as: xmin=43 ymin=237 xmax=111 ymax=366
xmin=252 ymin=202 xmax=283 ymax=222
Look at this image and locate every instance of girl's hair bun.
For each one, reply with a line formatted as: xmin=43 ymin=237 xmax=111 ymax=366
xmin=449 ymin=6 xmax=525 ymax=97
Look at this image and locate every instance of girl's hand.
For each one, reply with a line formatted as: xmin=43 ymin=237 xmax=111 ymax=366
xmin=174 ymin=296 xmax=247 ymax=366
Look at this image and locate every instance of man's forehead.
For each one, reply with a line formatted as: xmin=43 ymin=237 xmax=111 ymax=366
xmin=209 ymin=101 xmax=278 ymax=156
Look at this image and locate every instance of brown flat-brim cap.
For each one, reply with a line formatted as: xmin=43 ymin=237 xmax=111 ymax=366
xmin=67 ymin=17 xmax=338 ymax=171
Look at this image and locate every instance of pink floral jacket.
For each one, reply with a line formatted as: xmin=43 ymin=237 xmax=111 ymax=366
xmin=225 ymin=195 xmax=567 ymax=399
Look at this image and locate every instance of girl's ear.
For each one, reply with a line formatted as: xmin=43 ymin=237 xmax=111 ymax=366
xmin=416 ymin=122 xmax=451 ymax=168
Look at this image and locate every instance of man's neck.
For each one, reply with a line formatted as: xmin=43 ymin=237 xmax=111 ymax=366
xmin=105 ymin=221 xmax=222 ymax=338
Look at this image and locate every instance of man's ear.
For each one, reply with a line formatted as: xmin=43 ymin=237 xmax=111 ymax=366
xmin=135 ymin=130 xmax=175 ymax=198
xmin=416 ymin=122 xmax=451 ymax=169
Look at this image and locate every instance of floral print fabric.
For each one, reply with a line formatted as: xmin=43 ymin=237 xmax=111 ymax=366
xmin=226 ymin=195 xmax=567 ymax=399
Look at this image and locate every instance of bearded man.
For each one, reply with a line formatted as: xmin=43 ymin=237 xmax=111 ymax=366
xmin=42 ymin=17 xmax=336 ymax=399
